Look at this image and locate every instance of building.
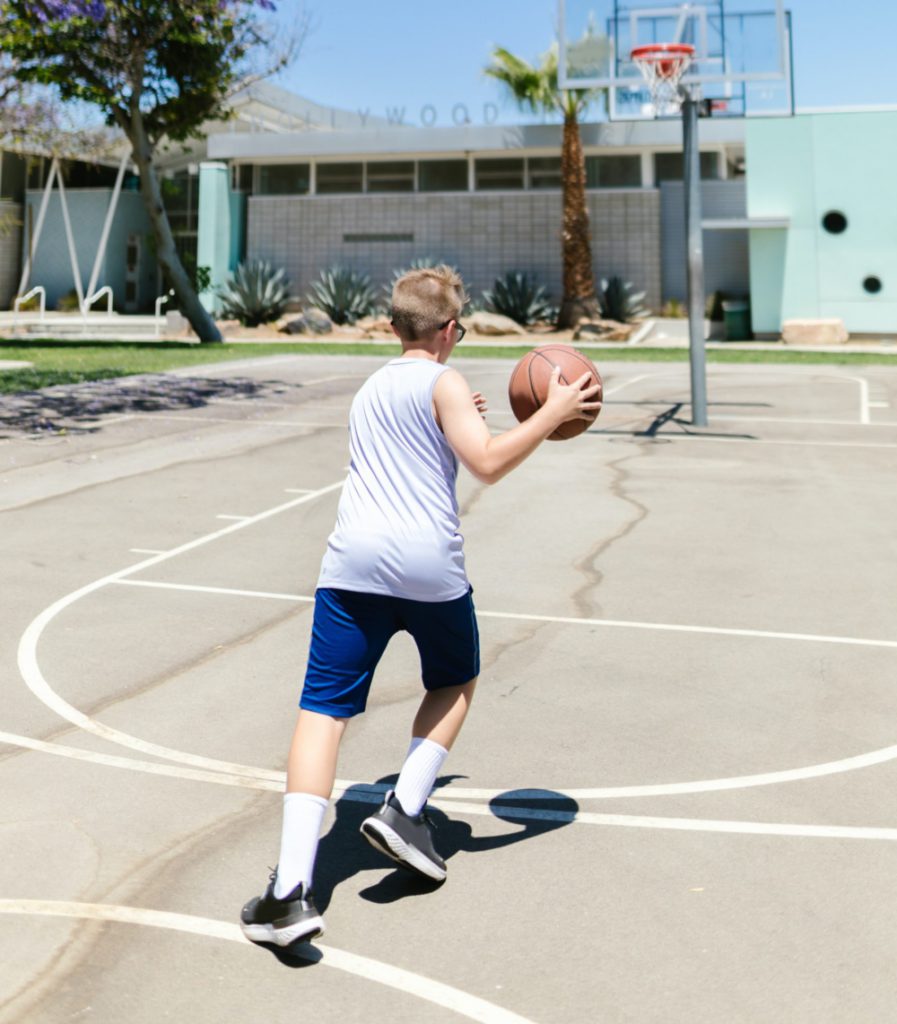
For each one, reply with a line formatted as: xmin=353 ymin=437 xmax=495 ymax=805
xmin=4 ymin=82 xmax=894 ymax=335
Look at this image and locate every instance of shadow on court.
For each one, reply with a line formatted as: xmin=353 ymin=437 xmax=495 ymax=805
xmin=260 ymin=778 xmax=579 ymax=968
xmin=0 ymin=373 xmax=298 ymax=436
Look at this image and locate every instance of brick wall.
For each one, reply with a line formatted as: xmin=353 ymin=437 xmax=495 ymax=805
xmin=247 ymin=190 xmax=662 ymax=312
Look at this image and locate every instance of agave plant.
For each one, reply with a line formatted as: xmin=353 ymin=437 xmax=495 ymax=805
xmin=598 ymin=276 xmax=648 ymax=323
xmin=383 ymin=257 xmax=454 ymax=302
xmin=306 ymin=266 xmax=379 ymax=326
xmin=481 ymin=271 xmax=557 ymax=326
xmin=217 ymin=259 xmax=290 ymax=327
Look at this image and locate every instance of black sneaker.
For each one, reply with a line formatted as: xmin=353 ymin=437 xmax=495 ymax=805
xmin=240 ymin=871 xmax=325 ymax=947
xmin=360 ymin=790 xmax=447 ymax=882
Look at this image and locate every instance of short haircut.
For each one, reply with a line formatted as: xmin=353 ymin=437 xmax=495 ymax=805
xmin=391 ymin=265 xmax=467 ymax=342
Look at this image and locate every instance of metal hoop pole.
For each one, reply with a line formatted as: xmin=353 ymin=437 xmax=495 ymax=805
xmin=682 ymin=94 xmax=708 ymax=427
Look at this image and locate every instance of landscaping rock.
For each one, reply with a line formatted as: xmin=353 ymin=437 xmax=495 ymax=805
xmin=781 ymin=318 xmax=848 ymax=345
xmin=572 ymin=318 xmax=633 ymax=342
xmin=467 ymin=311 xmax=527 ymax=336
xmin=278 ymin=308 xmax=333 ymax=335
xmin=356 ymin=314 xmax=395 ymax=338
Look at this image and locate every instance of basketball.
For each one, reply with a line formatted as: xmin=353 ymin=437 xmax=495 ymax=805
xmin=508 ymin=344 xmax=603 ymax=440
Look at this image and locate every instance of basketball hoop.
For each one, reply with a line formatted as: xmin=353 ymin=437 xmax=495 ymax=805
xmin=630 ymin=43 xmax=695 ymax=112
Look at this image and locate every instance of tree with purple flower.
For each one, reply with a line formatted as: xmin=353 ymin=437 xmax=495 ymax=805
xmin=1 ymin=0 xmax=301 ymax=341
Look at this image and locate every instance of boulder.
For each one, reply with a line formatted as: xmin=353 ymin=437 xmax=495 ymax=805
xmin=572 ymin=318 xmax=633 ymax=342
xmin=467 ymin=311 xmax=527 ymax=337
xmin=216 ymin=319 xmax=242 ymax=336
xmin=165 ymin=310 xmax=189 ymax=335
xmin=781 ymin=318 xmax=849 ymax=345
xmin=355 ymin=314 xmax=395 ymax=338
xmin=278 ymin=308 xmax=333 ymax=335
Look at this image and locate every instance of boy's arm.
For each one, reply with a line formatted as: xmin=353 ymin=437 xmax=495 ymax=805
xmin=433 ymin=367 xmax=602 ymax=485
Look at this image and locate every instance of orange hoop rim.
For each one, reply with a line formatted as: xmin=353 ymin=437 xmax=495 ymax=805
xmin=631 ymin=43 xmax=696 ymax=60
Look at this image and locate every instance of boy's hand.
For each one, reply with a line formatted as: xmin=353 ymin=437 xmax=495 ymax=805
xmin=472 ymin=391 xmax=488 ymax=419
xmin=544 ymin=366 xmax=603 ymax=424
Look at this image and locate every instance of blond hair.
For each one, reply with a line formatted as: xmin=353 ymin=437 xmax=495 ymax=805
xmin=390 ymin=265 xmax=467 ymax=342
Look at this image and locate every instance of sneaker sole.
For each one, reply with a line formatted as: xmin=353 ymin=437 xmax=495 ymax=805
xmin=360 ymin=819 xmax=447 ymax=882
xmin=240 ymin=915 xmax=325 ymax=948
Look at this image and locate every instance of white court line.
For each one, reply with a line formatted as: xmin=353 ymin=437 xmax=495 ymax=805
xmin=128 ymin=413 xmax=344 ymax=429
xmin=285 ymin=488 xmax=315 ymax=494
xmin=216 ymin=514 xmax=251 ymax=522
xmin=47 ymin=575 xmax=897 ymax=801
xmin=0 ymin=900 xmax=535 ymax=1023
xmin=711 ymin=414 xmax=897 ymax=428
xmin=16 ymin=481 xmax=345 ymax=784
xmin=129 ymin=548 xmax=167 ymax=556
xmin=599 ymin=433 xmax=897 ymax=452
xmin=598 ymin=368 xmax=875 ymax=426
xmin=2 ymin=731 xmax=896 ymax=842
xmin=117 ymin=579 xmax=313 ymax=603
xmin=112 ymin=579 xmax=897 ymax=652
xmin=0 ymin=730 xmax=279 ymax=791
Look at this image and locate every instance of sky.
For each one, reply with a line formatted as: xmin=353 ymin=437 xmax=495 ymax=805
xmin=272 ymin=0 xmax=896 ymax=127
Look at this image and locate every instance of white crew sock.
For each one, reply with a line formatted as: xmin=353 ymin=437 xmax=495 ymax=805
xmin=394 ymin=737 xmax=449 ymax=817
xmin=274 ymin=792 xmax=329 ymax=898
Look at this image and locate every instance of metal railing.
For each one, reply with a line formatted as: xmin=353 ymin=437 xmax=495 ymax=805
xmin=154 ymin=290 xmax=175 ymax=337
xmin=81 ymin=286 xmax=114 ymax=317
xmin=12 ymin=286 xmax=46 ymax=327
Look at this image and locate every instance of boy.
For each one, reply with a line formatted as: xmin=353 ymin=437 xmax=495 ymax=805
xmin=240 ymin=266 xmax=601 ymax=947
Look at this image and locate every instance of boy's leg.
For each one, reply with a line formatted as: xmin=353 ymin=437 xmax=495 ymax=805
xmin=275 ymin=708 xmax=347 ymax=898
xmin=361 ymin=590 xmax=479 ymax=881
xmin=394 ymin=678 xmax=477 ymax=816
xmin=242 ymin=588 xmax=392 ymax=945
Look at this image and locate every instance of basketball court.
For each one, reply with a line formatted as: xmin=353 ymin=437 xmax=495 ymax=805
xmin=2 ymin=350 xmax=896 ymax=1022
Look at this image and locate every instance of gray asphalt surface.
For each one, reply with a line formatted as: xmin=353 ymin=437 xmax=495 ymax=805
xmin=2 ymin=353 xmax=897 ymax=1023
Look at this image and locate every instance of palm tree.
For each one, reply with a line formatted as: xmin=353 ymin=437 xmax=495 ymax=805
xmin=485 ymin=46 xmax=605 ymax=328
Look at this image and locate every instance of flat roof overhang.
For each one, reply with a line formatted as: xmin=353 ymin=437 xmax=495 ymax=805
xmin=208 ymin=118 xmax=746 ymax=162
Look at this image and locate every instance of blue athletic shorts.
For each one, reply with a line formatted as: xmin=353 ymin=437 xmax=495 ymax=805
xmin=299 ymin=587 xmax=480 ymax=718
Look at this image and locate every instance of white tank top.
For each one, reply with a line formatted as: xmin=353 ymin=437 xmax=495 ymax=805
xmin=317 ymin=357 xmax=469 ymax=601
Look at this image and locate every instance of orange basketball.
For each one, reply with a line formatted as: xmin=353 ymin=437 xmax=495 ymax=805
xmin=508 ymin=344 xmax=602 ymax=441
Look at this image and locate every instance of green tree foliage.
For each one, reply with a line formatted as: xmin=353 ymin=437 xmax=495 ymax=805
xmin=1 ymin=0 xmax=295 ymax=341
xmin=485 ymin=45 xmax=605 ymax=328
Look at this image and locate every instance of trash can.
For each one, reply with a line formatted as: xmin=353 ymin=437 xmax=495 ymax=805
xmin=722 ymin=300 xmax=752 ymax=341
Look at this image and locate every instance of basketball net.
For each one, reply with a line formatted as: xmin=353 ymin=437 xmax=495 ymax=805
xmin=631 ymin=43 xmax=695 ymax=115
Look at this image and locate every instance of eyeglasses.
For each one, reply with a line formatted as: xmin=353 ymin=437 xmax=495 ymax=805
xmin=440 ymin=318 xmax=466 ymax=344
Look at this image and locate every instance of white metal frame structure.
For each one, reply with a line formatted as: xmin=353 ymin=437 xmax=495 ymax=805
xmin=17 ymin=152 xmax=130 ymax=320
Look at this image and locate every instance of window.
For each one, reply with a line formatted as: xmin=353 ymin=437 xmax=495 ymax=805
xmin=366 ymin=161 xmax=414 ymax=192
xmin=161 ymin=171 xmax=197 ymax=234
xmin=316 ymin=162 xmax=363 ymax=194
xmin=474 ymin=158 xmax=525 ymax=190
xmin=585 ymin=155 xmax=642 ymax=188
xmin=257 ymin=164 xmax=310 ymax=195
xmin=232 ymin=164 xmax=254 ymax=193
xmin=418 ymin=160 xmax=468 ymax=192
xmin=654 ymin=152 xmax=720 ymax=182
xmin=528 ymin=157 xmax=562 ymax=190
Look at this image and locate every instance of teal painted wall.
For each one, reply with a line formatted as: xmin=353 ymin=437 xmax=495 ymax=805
xmin=23 ymin=190 xmax=155 ymax=310
xmin=747 ymin=112 xmax=897 ymax=334
xmin=197 ymin=162 xmax=232 ymax=313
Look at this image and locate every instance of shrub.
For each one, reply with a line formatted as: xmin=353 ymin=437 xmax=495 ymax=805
xmin=307 ymin=266 xmax=378 ymax=325
xmin=598 ymin=276 xmax=648 ymax=323
xmin=705 ymin=291 xmax=726 ymax=322
xmin=56 ymin=288 xmax=80 ymax=312
xmin=661 ymin=298 xmax=686 ymax=318
xmin=481 ymin=271 xmax=557 ymax=326
xmin=383 ymin=256 xmax=449 ymax=303
xmin=217 ymin=260 xmax=290 ymax=327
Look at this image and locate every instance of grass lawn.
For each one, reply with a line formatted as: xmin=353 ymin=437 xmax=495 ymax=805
xmin=2 ymin=339 xmax=897 ymax=394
